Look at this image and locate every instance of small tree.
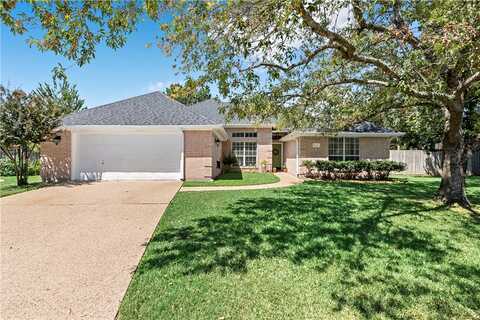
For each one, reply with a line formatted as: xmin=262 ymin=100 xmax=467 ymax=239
xmin=34 ymin=64 xmax=85 ymax=115
xmin=164 ymin=77 xmax=212 ymax=105
xmin=0 ymin=67 xmax=84 ymax=186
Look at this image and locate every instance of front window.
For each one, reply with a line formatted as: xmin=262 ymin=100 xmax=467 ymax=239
xmin=329 ymin=137 xmax=359 ymax=161
xmin=232 ymin=141 xmax=257 ymax=166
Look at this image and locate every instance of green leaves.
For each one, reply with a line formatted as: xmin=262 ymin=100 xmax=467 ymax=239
xmin=0 ymin=68 xmax=84 ymax=185
xmin=164 ymin=77 xmax=211 ymax=105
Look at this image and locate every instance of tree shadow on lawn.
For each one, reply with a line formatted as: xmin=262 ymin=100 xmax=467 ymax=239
xmin=139 ymin=179 xmax=480 ymax=319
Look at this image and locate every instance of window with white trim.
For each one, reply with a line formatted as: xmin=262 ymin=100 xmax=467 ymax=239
xmin=232 ymin=141 xmax=257 ymax=166
xmin=328 ymin=137 xmax=359 ymax=161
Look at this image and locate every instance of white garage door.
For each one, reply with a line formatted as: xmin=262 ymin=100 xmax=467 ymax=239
xmin=72 ymin=130 xmax=183 ymax=181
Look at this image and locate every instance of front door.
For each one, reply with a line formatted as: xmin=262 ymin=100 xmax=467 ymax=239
xmin=272 ymin=143 xmax=282 ymax=170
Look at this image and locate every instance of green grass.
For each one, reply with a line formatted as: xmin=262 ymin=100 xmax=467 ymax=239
xmin=0 ymin=176 xmax=42 ymax=197
xmin=182 ymin=171 xmax=280 ymax=187
xmin=119 ymin=176 xmax=480 ymax=319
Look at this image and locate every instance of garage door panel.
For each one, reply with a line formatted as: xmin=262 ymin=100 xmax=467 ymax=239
xmin=74 ymin=132 xmax=182 ymax=181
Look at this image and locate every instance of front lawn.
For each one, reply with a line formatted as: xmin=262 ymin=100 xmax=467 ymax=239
xmin=119 ymin=176 xmax=480 ymax=320
xmin=0 ymin=176 xmax=42 ymax=197
xmin=183 ymin=171 xmax=280 ymax=187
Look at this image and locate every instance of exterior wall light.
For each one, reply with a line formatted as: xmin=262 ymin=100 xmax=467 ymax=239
xmin=53 ymin=135 xmax=62 ymax=145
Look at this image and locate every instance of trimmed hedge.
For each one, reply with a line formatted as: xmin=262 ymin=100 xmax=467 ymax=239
xmin=302 ymin=160 xmax=406 ymax=180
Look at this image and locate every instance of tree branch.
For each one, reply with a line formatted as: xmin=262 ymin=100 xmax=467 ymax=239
xmin=242 ymin=43 xmax=337 ymax=72
xmin=457 ymin=71 xmax=480 ymax=95
xmin=352 ymin=0 xmax=420 ymax=49
xmin=316 ymin=78 xmax=390 ymax=90
xmin=295 ymin=1 xmax=400 ymax=79
xmin=0 ymin=145 xmax=16 ymax=163
xmin=295 ymin=2 xmax=355 ymax=52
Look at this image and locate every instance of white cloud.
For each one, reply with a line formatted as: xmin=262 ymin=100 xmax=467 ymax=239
xmin=146 ymin=81 xmax=170 ymax=92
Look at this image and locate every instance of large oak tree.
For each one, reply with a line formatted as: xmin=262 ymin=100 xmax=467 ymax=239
xmin=2 ymin=0 xmax=479 ymax=208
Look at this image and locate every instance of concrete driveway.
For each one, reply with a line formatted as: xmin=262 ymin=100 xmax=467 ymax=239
xmin=1 ymin=180 xmax=181 ymax=320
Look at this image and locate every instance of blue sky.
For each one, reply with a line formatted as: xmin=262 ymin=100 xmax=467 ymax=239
xmin=1 ymin=18 xmax=197 ymax=108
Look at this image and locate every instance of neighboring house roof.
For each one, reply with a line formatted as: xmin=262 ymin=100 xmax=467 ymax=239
xmin=63 ymin=91 xmax=216 ymax=126
xmin=280 ymin=121 xmax=404 ymax=141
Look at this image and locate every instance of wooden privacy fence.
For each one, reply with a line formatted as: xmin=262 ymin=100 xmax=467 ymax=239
xmin=389 ymin=150 xmax=480 ymax=176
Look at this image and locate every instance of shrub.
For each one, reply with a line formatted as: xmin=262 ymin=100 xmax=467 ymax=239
xmin=0 ymin=158 xmax=41 ymax=176
xmin=0 ymin=158 xmax=16 ymax=176
xmin=222 ymin=155 xmax=238 ymax=166
xmin=28 ymin=159 xmax=41 ymax=175
xmin=311 ymin=160 xmax=406 ymax=180
xmin=302 ymin=160 xmax=316 ymax=177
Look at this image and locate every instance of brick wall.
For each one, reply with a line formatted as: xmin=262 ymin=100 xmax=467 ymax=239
xmin=283 ymin=139 xmax=297 ymax=175
xmin=359 ymin=137 xmax=390 ymax=160
xmin=184 ymin=130 xmax=215 ymax=180
xmin=40 ymin=130 xmax=71 ymax=182
xmin=299 ymin=137 xmax=328 ymax=159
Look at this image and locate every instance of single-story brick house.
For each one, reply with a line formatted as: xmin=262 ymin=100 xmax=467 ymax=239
xmin=40 ymin=91 xmax=404 ymax=182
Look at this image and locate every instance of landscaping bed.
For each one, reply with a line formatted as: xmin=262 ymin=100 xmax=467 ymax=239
xmin=303 ymin=160 xmax=406 ymax=180
xmin=119 ymin=176 xmax=480 ymax=319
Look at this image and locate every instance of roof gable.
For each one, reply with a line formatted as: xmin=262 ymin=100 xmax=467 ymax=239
xmin=63 ymin=91 xmax=216 ymax=126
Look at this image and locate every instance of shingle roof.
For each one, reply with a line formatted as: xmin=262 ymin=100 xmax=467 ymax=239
xmin=188 ymin=99 xmax=278 ymax=125
xmin=62 ymin=92 xmax=396 ymax=135
xmin=187 ymin=99 xmax=254 ymax=125
xmin=62 ymin=91 xmax=216 ymax=126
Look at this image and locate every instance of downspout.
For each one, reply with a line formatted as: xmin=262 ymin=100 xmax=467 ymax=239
xmin=180 ymin=130 xmax=185 ymax=180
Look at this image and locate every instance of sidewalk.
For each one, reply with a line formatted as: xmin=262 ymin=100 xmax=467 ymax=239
xmin=180 ymin=172 xmax=303 ymax=192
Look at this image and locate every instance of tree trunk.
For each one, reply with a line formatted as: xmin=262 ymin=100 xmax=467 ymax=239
xmin=16 ymin=145 xmax=29 ymax=186
xmin=437 ymin=102 xmax=472 ymax=209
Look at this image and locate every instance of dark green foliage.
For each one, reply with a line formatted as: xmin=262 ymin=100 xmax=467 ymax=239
xmin=28 ymin=160 xmax=41 ymax=176
xmin=0 ymin=158 xmax=40 ymax=176
xmin=302 ymin=160 xmax=316 ymax=176
xmin=0 ymin=158 xmax=16 ymax=176
xmin=222 ymin=154 xmax=238 ymax=166
xmin=307 ymin=160 xmax=406 ymax=180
